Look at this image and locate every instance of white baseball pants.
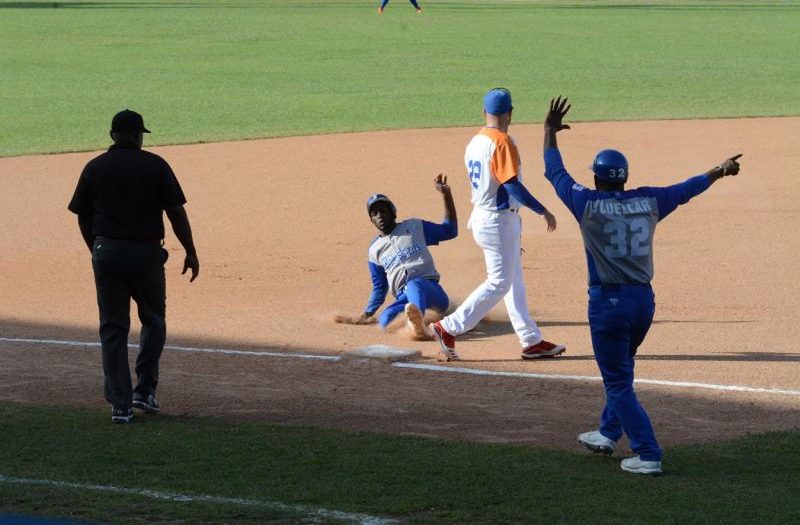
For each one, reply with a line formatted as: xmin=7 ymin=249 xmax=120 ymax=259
xmin=441 ymin=207 xmax=542 ymax=348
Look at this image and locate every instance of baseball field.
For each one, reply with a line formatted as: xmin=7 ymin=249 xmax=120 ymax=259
xmin=1 ymin=1 xmax=799 ymax=524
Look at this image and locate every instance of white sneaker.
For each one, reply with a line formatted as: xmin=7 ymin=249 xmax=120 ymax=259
xmin=577 ymin=430 xmax=616 ymax=454
xmin=405 ymin=303 xmax=429 ymax=340
xmin=620 ymin=456 xmax=663 ymax=475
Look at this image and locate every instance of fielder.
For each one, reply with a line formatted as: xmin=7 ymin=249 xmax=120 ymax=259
xmin=429 ymin=88 xmax=565 ymax=361
xmin=542 ymin=96 xmax=743 ymax=475
xmin=336 ymin=174 xmax=457 ymax=340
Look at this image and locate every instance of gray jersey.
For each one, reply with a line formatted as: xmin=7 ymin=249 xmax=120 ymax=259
xmin=368 ymin=219 xmax=440 ymax=297
xmin=580 ymin=195 xmax=659 ymax=284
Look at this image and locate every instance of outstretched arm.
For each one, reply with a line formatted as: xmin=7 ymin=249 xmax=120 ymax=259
xmin=655 ymin=154 xmax=744 ymax=220
xmin=424 ymin=174 xmax=459 ymax=243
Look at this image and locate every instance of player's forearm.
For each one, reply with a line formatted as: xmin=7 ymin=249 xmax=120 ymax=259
xmin=441 ymin=191 xmax=457 ymax=226
xmin=543 ymin=127 xmax=559 ymax=153
xmin=165 ymin=205 xmax=197 ymax=256
xmin=503 ymin=178 xmax=546 ymax=215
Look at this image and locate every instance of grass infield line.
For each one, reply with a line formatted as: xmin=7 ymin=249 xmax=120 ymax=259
xmin=0 ymin=474 xmax=398 ymax=525
xmin=2 ymin=336 xmax=799 ymax=397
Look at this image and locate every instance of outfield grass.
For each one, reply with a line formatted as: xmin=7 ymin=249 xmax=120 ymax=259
xmin=1 ymin=402 xmax=799 ymax=524
xmin=1 ymin=0 xmax=798 ymax=156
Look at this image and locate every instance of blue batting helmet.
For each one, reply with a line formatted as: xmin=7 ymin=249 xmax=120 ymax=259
xmin=592 ymin=149 xmax=629 ymax=183
xmin=366 ymin=193 xmax=397 ymax=216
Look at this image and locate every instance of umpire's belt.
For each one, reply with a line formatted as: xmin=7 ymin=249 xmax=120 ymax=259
xmin=95 ymin=236 xmax=162 ymax=245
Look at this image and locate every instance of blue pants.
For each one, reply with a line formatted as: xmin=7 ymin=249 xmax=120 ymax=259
xmin=588 ymin=284 xmax=661 ymax=461
xmin=380 ymin=0 xmax=421 ymax=9
xmin=379 ymin=278 xmax=449 ymax=329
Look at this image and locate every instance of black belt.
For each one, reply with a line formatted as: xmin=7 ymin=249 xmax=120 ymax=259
xmin=95 ymin=236 xmax=162 ymax=245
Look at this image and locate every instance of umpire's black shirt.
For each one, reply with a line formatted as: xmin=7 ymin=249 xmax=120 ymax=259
xmin=68 ymin=144 xmax=186 ymax=241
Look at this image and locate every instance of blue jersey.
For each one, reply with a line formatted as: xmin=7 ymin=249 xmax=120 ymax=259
xmin=365 ymin=218 xmax=457 ymax=314
xmin=544 ymin=147 xmax=712 ymax=285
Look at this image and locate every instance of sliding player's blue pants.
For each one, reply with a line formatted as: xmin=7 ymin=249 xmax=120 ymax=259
xmin=588 ymin=283 xmax=661 ymax=461
xmin=379 ymin=278 xmax=448 ymax=329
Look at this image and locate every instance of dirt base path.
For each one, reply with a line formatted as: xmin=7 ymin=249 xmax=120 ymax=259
xmin=1 ymin=117 xmax=799 ymax=450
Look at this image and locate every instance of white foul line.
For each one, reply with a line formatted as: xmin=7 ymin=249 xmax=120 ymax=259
xmin=392 ymin=363 xmax=800 ymax=397
xmin=0 ymin=474 xmax=398 ymax=525
xmin=2 ymin=336 xmax=799 ymax=397
xmin=0 ymin=337 xmax=340 ymax=361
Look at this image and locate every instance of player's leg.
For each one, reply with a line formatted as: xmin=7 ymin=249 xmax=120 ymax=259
xmin=589 ymin=286 xmax=661 ymax=461
xmin=440 ymin=214 xmax=512 ymax=336
xmin=131 ymin=245 xmax=167 ymax=401
xmin=379 ymin=294 xmax=408 ymax=330
xmin=92 ymin=240 xmax=134 ymax=415
xmin=500 ymin=214 xmax=542 ymax=347
xmin=409 ymin=0 xmax=421 ymax=11
xmin=379 ymin=0 xmax=389 ymax=13
xmin=405 ymin=278 xmax=449 ymax=314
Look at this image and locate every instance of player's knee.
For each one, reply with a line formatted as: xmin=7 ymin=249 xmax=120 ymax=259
xmin=484 ymin=277 xmax=511 ymax=296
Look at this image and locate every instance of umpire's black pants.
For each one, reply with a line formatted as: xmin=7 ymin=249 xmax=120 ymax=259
xmin=92 ymin=238 xmax=167 ymax=410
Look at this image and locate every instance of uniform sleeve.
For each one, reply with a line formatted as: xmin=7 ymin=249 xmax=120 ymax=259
xmin=501 ymin=178 xmax=546 ymax=214
xmin=543 ymin=147 xmax=589 ymax=220
xmin=364 ymin=261 xmax=389 ymax=315
xmin=650 ymin=174 xmax=713 ymax=221
xmin=67 ymin=166 xmax=93 ymax=215
xmin=159 ymin=160 xmax=187 ymax=209
xmin=490 ymin=137 xmax=520 ymax=184
xmin=422 ymin=219 xmax=457 ymax=245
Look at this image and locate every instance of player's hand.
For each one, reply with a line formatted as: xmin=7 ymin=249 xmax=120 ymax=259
xmin=333 ymin=313 xmax=377 ymax=325
xmin=543 ymin=210 xmax=557 ymax=232
xmin=182 ymin=253 xmax=199 ymax=282
xmin=545 ymin=96 xmax=571 ymax=132
xmin=434 ymin=173 xmax=451 ymax=195
xmin=716 ymin=154 xmax=743 ymax=177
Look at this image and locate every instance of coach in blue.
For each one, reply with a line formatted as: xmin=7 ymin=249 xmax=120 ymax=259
xmin=359 ymin=174 xmax=457 ymax=340
xmin=542 ymin=97 xmax=742 ymax=475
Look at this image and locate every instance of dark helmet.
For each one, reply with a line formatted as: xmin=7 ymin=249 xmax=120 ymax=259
xmin=592 ymin=149 xmax=629 ymax=183
xmin=366 ymin=193 xmax=397 ymax=216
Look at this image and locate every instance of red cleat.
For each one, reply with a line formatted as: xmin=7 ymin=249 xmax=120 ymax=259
xmin=521 ymin=339 xmax=566 ymax=360
xmin=429 ymin=321 xmax=459 ymax=361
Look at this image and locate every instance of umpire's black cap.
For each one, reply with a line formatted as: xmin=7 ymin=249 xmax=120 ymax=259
xmin=111 ymin=109 xmax=151 ymax=133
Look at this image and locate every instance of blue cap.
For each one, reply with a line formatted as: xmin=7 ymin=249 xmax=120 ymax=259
xmin=483 ymin=88 xmax=513 ymax=115
xmin=366 ymin=193 xmax=396 ymax=216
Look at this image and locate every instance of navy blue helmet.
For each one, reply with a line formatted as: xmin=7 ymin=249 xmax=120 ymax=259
xmin=366 ymin=193 xmax=397 ymax=216
xmin=592 ymin=149 xmax=629 ymax=183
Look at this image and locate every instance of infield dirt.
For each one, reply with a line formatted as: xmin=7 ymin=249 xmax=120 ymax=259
xmin=1 ymin=117 xmax=798 ymax=452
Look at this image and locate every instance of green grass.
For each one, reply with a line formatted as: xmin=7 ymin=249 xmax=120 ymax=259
xmin=1 ymin=402 xmax=799 ymax=524
xmin=1 ymin=0 xmax=799 ymax=156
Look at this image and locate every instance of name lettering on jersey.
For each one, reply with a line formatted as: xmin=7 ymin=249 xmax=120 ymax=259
xmin=572 ymin=183 xmax=586 ymax=191
xmin=380 ymin=243 xmax=423 ymax=272
xmin=586 ymin=198 xmax=653 ymax=217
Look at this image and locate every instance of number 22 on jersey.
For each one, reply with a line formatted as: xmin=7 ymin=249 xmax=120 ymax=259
xmin=467 ymin=160 xmax=481 ymax=189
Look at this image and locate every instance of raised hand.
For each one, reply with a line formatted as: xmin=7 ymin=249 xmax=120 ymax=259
xmin=545 ymin=96 xmax=571 ymax=132
xmin=434 ymin=173 xmax=451 ymax=194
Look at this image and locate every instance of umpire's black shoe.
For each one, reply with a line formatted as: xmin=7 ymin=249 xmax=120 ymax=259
xmin=132 ymin=392 xmax=160 ymax=413
xmin=112 ymin=407 xmax=134 ymax=424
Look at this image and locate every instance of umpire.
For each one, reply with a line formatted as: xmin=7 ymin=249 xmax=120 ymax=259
xmin=68 ymin=109 xmax=199 ymax=424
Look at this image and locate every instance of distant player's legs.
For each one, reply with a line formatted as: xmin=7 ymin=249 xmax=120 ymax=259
xmin=501 ymin=217 xmax=542 ymax=347
xmin=409 ymin=0 xmax=421 ymax=10
xmin=589 ymin=286 xmax=661 ymax=461
xmin=379 ymin=0 xmax=389 ymax=11
xmin=441 ymin=213 xmax=514 ymax=335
